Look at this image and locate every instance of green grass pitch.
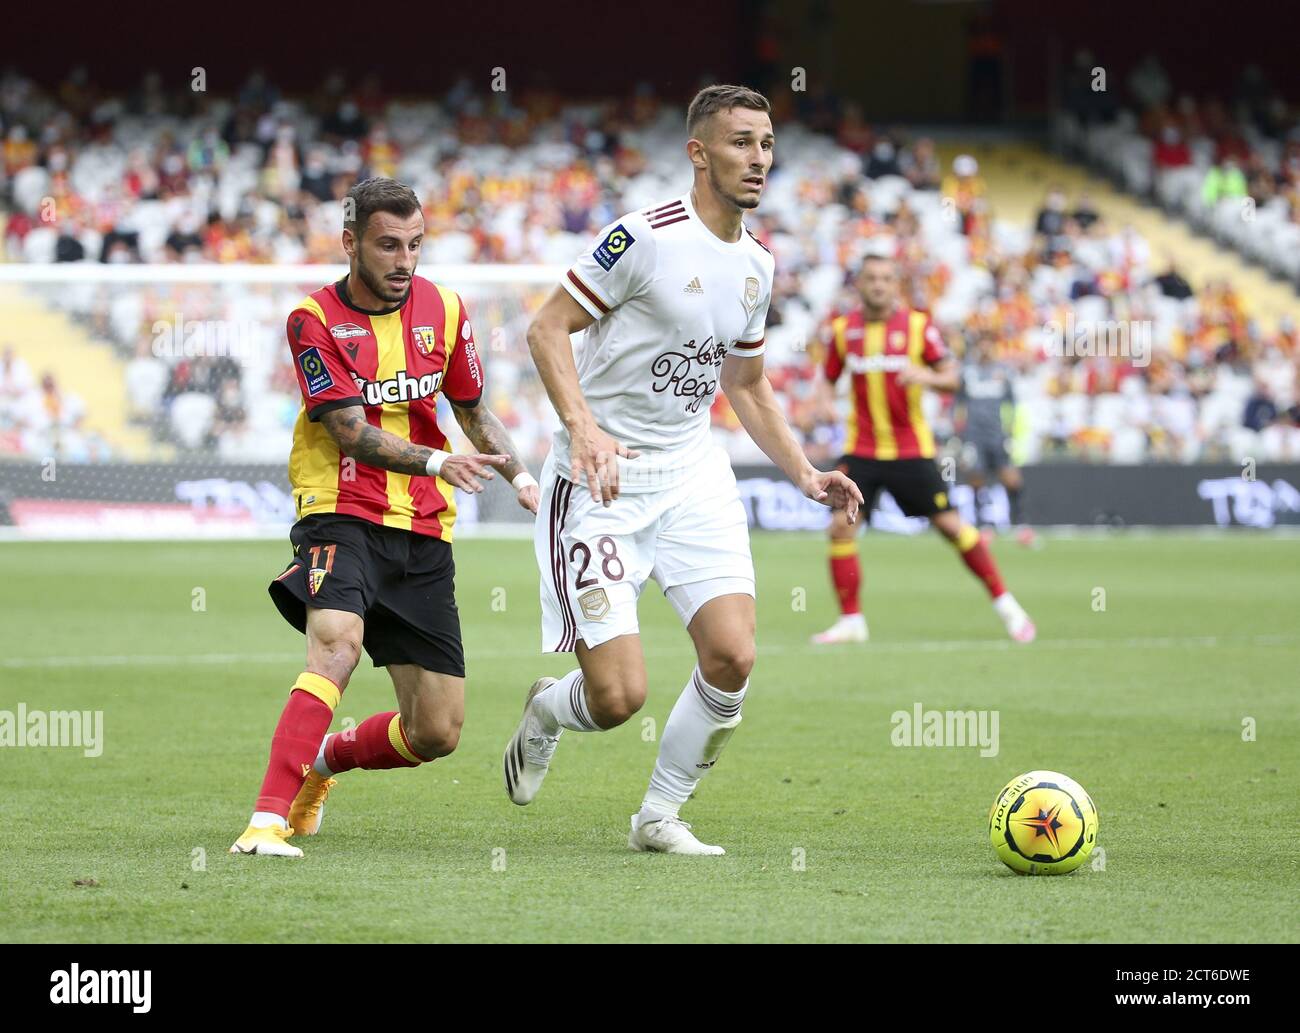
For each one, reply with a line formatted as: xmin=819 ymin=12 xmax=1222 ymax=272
xmin=1 ymin=531 xmax=1296 ymax=943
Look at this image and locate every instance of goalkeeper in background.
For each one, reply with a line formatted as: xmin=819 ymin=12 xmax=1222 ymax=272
xmin=956 ymin=332 xmax=1036 ymax=546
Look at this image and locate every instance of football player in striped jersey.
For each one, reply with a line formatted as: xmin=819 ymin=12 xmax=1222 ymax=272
xmin=230 ymin=177 xmax=538 ymax=857
xmin=812 ymin=254 xmax=1035 ymax=645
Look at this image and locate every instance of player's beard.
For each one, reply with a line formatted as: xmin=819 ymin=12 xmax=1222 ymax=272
xmin=709 ymin=164 xmax=761 ymax=211
xmin=356 ymin=255 xmax=411 ymax=305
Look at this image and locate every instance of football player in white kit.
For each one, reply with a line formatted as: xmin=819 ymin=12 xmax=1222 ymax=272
xmin=503 ymin=85 xmax=862 ymax=854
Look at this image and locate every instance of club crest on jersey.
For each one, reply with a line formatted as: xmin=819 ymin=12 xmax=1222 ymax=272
xmin=308 ymin=567 xmax=327 ymax=596
xmin=743 ymin=276 xmax=760 ymax=314
xmin=330 ymin=322 xmax=370 ymax=340
xmin=412 ymin=325 xmax=438 ymax=356
xmin=298 ymin=347 xmax=334 ymax=396
xmin=578 ymin=588 xmax=610 ymax=621
xmin=889 ymin=330 xmax=906 ymax=350
xmin=593 ymin=224 xmax=634 ymax=271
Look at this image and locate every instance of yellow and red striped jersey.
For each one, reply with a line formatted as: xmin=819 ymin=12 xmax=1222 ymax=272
xmin=286 ymin=274 xmax=484 ymax=541
xmin=823 ymin=305 xmax=948 ymax=460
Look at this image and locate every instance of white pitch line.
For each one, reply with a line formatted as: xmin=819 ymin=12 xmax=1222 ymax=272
xmin=0 ymin=651 xmax=302 ymax=669
xmin=2 ymin=633 xmax=1295 ymax=670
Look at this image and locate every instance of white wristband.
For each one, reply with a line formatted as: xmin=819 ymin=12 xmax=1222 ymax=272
xmin=425 ymin=450 xmax=453 ymax=477
xmin=512 ymin=471 xmax=538 ymax=491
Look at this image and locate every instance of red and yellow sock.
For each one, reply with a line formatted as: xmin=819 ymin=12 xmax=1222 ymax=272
xmin=828 ymin=539 xmax=861 ymax=616
xmin=953 ymin=524 xmax=1006 ymax=599
xmin=325 ymin=712 xmax=431 ymax=772
xmin=254 ymin=672 xmax=341 ymax=817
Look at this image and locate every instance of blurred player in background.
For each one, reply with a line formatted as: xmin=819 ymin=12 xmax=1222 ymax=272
xmin=812 ymin=254 xmax=1035 ymax=645
xmin=504 ymin=85 xmax=861 ymax=855
xmin=230 ymin=177 xmax=539 ymax=857
xmin=956 ymin=332 xmax=1036 ymax=545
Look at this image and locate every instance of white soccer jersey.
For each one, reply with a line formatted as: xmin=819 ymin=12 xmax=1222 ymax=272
xmin=557 ymin=192 xmax=775 ymax=491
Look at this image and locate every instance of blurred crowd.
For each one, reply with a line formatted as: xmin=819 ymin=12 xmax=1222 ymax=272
xmin=1 ymin=69 xmax=1298 ymax=468
xmin=1061 ymin=54 xmax=1300 ymax=284
xmin=0 ymin=347 xmax=110 ymax=460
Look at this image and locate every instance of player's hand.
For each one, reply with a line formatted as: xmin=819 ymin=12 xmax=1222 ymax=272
xmin=439 ymin=453 xmax=509 ymax=493
xmin=516 ymin=483 xmax=540 ymax=514
xmin=896 ymin=366 xmax=928 ymax=387
xmin=570 ymin=424 xmax=641 ymax=507
xmin=802 ymin=468 xmax=864 ymax=524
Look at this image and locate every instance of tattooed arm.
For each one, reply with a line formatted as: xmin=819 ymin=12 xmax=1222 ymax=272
xmin=319 ymin=405 xmax=431 ymax=475
xmin=453 ymin=401 xmax=540 ymax=514
xmin=452 ymin=402 xmax=525 ymax=482
xmin=318 ymin=404 xmax=507 ymax=493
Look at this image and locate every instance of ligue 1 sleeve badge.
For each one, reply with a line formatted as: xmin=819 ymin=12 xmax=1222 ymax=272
xmin=743 ymin=276 xmax=760 ymax=314
xmin=593 ymin=224 xmax=634 ymax=270
xmin=298 ymin=346 xmax=334 ymax=396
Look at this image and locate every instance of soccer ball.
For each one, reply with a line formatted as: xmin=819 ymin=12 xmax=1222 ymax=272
xmin=988 ymin=770 xmax=1098 ymax=875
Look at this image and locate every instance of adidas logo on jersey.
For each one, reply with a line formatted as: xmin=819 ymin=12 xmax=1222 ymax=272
xmin=352 ymin=368 xmax=445 ymax=405
xmin=683 ymin=277 xmax=704 ymax=294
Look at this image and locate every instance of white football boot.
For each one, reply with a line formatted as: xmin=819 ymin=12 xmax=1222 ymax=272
xmin=993 ymin=593 xmax=1036 ymax=643
xmin=810 ymin=612 xmax=868 ymax=645
xmin=628 ymin=813 xmax=725 ymax=856
xmin=503 ymin=677 xmax=562 ymax=805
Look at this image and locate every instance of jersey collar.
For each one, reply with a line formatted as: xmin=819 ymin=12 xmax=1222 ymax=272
xmin=335 ymin=274 xmax=409 ymax=316
xmin=682 ymin=192 xmax=749 ymax=255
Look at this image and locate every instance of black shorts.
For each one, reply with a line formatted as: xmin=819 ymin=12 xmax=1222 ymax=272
xmin=268 ymin=514 xmax=465 ymax=677
xmin=838 ymin=455 xmax=954 ymax=519
xmin=965 ymin=437 xmax=1011 ymax=475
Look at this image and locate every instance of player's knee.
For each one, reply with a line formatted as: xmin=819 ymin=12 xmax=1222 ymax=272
xmin=932 ymin=517 xmax=962 ymax=543
xmin=829 ymin=511 xmax=856 ymax=539
xmin=406 ymin=714 xmax=462 ymax=760
xmin=700 ymin=644 xmax=755 ymax=690
xmin=310 ymin=634 xmax=362 ymax=687
xmin=587 ymin=676 xmax=646 ymax=729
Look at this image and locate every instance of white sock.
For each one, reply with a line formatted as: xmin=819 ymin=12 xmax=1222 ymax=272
xmin=993 ymin=592 xmax=1020 ymax=618
xmin=640 ymin=667 xmax=746 ymax=823
xmin=313 ymin=734 xmax=334 ymax=777
xmin=250 ymin=811 xmax=287 ymax=830
xmin=532 ymin=669 xmax=600 ymax=735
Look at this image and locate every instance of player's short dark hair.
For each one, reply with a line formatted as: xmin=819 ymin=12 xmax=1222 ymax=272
xmin=687 ymin=84 xmax=771 ymax=138
xmin=344 ymin=177 xmax=422 ymax=237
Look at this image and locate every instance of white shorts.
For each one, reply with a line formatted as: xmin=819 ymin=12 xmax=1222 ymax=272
xmin=536 ymin=446 xmax=755 ymax=652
